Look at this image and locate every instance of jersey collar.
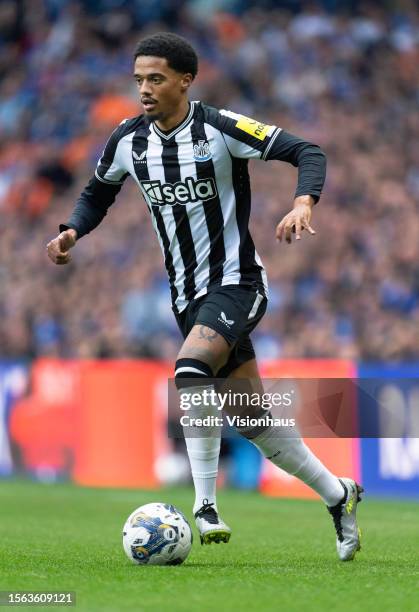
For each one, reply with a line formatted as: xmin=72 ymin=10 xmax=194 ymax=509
xmin=151 ymin=101 xmax=196 ymax=140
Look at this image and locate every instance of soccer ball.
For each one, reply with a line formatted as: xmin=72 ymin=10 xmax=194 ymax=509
xmin=122 ymin=502 xmax=193 ymax=565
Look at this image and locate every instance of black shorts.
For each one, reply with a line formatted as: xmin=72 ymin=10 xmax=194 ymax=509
xmin=174 ymin=284 xmax=268 ymax=377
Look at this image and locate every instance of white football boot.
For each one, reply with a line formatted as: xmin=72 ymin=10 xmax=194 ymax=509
xmin=194 ymin=499 xmax=232 ymax=545
xmin=327 ymin=478 xmax=364 ymax=561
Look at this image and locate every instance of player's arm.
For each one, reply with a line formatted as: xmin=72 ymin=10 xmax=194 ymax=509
xmin=47 ymin=122 xmax=129 ymax=265
xmin=266 ymin=130 xmax=326 ymax=244
xmin=214 ymin=108 xmax=326 ymax=244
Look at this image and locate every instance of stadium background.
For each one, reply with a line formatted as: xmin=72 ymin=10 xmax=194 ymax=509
xmin=1 ymin=0 xmax=419 ymax=504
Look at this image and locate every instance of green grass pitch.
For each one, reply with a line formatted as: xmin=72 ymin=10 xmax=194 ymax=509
xmin=0 ymin=480 xmax=418 ymax=611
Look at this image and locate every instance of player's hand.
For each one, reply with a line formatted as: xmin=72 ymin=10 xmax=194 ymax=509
xmin=46 ymin=229 xmax=77 ymax=265
xmin=275 ymin=195 xmax=316 ymax=244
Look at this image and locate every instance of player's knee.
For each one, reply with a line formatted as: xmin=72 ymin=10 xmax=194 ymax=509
xmin=177 ymin=346 xmax=227 ymax=375
xmin=174 ymin=357 xmax=213 ymax=391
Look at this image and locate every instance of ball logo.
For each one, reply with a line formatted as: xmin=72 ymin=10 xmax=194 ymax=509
xmin=140 ymin=177 xmax=217 ymax=206
xmin=161 ymin=526 xmax=178 ymax=541
xmin=130 ymin=512 xmax=149 ymax=527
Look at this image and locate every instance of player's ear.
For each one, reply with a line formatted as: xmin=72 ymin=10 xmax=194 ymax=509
xmin=180 ymin=73 xmax=193 ymax=92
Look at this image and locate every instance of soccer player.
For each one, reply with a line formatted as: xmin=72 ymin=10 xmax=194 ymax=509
xmin=47 ymin=33 xmax=363 ymax=560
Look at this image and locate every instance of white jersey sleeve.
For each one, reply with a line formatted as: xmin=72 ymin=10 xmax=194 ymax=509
xmin=218 ymin=109 xmax=282 ymax=160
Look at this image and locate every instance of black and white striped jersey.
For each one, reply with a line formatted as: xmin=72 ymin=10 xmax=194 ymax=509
xmin=61 ymin=101 xmax=326 ymax=313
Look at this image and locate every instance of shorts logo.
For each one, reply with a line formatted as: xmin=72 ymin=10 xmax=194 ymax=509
xmin=235 ymin=115 xmax=272 ymax=141
xmin=218 ymin=311 xmax=235 ymax=329
xmin=140 ymin=177 xmax=217 ymax=206
xmin=193 ymin=140 xmax=212 ymax=162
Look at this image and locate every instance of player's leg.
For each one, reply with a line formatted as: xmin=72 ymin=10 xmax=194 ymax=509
xmin=227 ymin=358 xmax=346 ymax=504
xmin=175 ymin=323 xmax=232 ymax=544
xmin=226 ymin=357 xmax=363 ymax=561
xmin=175 ymin=324 xmax=229 ymax=511
xmin=174 ymin=285 xmax=267 ymax=544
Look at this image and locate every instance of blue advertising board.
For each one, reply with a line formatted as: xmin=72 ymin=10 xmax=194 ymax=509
xmin=358 ymin=363 xmax=419 ymax=499
xmin=0 ymin=362 xmax=28 ymax=476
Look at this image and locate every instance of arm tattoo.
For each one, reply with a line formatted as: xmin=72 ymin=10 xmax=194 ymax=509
xmin=198 ymin=326 xmax=218 ymax=342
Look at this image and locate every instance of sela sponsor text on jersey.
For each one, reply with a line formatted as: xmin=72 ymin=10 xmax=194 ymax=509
xmin=140 ymin=177 xmax=217 ymax=206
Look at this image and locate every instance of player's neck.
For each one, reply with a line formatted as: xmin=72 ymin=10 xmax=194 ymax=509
xmin=155 ymin=100 xmax=190 ymax=133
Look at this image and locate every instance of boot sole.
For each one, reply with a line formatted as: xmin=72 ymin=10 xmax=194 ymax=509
xmin=200 ymin=530 xmax=231 ymax=545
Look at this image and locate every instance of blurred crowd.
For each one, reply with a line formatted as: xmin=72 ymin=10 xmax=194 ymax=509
xmin=1 ymin=0 xmax=418 ymax=362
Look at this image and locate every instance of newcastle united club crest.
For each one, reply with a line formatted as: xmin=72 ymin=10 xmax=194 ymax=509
xmin=193 ymin=140 xmax=212 ymax=162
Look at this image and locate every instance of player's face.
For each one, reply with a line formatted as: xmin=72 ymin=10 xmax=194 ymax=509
xmin=133 ymin=56 xmax=192 ymax=123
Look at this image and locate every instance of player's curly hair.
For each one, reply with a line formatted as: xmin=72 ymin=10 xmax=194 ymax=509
xmin=133 ymin=32 xmax=198 ymax=79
